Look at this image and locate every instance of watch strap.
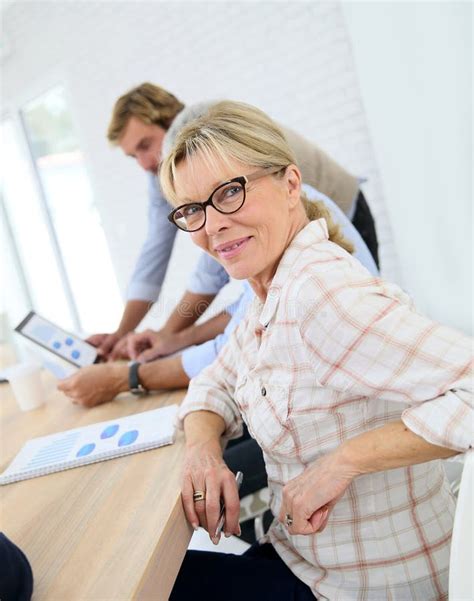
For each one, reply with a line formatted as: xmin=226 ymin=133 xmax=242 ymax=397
xmin=128 ymin=361 xmax=148 ymax=395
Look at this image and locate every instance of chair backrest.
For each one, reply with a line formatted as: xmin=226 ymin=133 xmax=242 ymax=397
xmin=449 ymin=449 xmax=473 ymax=600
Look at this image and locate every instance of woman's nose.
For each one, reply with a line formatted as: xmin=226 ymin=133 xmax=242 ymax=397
xmin=204 ymin=205 xmax=230 ymax=235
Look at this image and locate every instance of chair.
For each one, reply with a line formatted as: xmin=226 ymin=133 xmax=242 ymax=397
xmin=239 ymin=487 xmax=271 ymax=540
xmin=449 ymin=449 xmax=473 ymax=600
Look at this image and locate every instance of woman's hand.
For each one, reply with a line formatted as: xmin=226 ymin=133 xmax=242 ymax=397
xmin=279 ymin=448 xmax=358 ymax=535
xmin=181 ymin=438 xmax=241 ymax=544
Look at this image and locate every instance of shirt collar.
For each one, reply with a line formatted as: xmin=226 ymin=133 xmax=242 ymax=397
xmin=258 ymin=219 xmax=329 ymax=327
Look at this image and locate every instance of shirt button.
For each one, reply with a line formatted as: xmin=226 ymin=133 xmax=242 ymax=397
xmin=261 ymin=386 xmax=267 ymax=397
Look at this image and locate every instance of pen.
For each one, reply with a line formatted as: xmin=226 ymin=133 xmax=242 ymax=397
xmin=214 ymin=471 xmax=243 ymax=538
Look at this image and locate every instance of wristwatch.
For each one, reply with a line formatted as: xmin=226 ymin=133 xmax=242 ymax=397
xmin=128 ymin=361 xmax=148 ymax=396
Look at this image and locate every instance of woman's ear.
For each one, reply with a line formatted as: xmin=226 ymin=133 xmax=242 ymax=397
xmin=285 ymin=165 xmax=302 ymax=208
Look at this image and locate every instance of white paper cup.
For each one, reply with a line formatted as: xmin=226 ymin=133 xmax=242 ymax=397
xmin=7 ymin=363 xmax=45 ymax=411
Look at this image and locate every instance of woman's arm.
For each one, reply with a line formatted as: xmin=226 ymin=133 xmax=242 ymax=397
xmin=176 ymin=316 xmax=249 ymax=541
xmin=181 ymin=411 xmax=240 ymax=542
xmin=282 ymin=270 xmax=473 ymax=535
xmin=279 ymin=419 xmax=461 ymax=535
xmin=127 ymin=310 xmax=231 ymax=362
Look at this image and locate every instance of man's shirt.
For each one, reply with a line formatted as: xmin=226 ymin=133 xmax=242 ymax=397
xmin=126 ymin=172 xmax=178 ymax=302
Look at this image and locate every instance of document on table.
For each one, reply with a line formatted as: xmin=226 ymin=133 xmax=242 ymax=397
xmin=0 ymin=404 xmax=178 ymax=485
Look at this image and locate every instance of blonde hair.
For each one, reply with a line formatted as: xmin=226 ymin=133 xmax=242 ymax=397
xmin=160 ymin=100 xmax=353 ymax=254
xmin=107 ymin=83 xmax=185 ymax=143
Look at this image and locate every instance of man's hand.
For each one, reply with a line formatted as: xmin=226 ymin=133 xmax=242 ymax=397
xmin=86 ymin=332 xmax=122 ymax=360
xmin=57 ymin=364 xmax=128 ymax=408
xmin=108 ymin=334 xmax=134 ymax=361
xmin=86 ymin=332 xmax=134 ymax=362
xmin=127 ymin=328 xmax=186 ymax=362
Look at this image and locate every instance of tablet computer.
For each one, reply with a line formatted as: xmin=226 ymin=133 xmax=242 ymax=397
xmin=14 ymin=311 xmax=99 ymax=368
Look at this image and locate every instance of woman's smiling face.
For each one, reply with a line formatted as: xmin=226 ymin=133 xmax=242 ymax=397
xmin=173 ymin=152 xmax=306 ymax=294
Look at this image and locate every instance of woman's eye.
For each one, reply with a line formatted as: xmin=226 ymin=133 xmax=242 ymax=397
xmin=183 ymin=205 xmax=200 ymax=217
xmin=226 ymin=186 xmax=241 ymax=196
xmin=223 ymin=186 xmax=241 ymax=199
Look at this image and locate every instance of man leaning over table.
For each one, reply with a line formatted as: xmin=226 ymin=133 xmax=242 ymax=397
xmin=85 ymin=83 xmax=379 ymax=363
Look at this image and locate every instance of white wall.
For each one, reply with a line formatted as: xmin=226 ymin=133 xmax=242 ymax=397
xmin=343 ymin=1 xmax=472 ymax=335
xmin=2 ymin=1 xmax=397 ymax=331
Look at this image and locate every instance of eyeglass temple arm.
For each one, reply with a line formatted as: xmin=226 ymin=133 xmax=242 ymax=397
xmin=245 ymin=166 xmax=286 ymax=184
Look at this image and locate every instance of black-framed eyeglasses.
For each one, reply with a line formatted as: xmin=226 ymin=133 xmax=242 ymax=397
xmin=167 ymin=166 xmax=286 ymax=232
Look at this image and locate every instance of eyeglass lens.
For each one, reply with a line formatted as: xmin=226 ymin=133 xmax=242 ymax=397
xmin=173 ymin=181 xmax=245 ymax=231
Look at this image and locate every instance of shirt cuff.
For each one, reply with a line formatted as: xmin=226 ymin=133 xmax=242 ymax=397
xmin=126 ymin=281 xmax=161 ymax=302
xmin=178 ymin=399 xmax=243 ymax=441
xmin=178 ymin=385 xmax=243 ymax=441
xmin=401 ymin=388 xmax=473 ymax=453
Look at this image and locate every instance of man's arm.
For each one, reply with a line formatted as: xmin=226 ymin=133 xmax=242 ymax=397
xmin=128 ymin=309 xmax=230 ymax=362
xmin=116 ymin=299 xmax=152 ymax=334
xmin=161 ymin=290 xmax=217 ymax=334
xmin=58 ymin=355 xmax=190 ymax=408
xmin=169 ymin=310 xmax=231 ymax=347
xmin=90 ymin=289 xmax=218 ymax=361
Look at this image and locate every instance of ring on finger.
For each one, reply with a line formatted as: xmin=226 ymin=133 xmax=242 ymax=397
xmin=193 ymin=490 xmax=206 ymax=502
xmin=285 ymin=513 xmax=293 ymax=527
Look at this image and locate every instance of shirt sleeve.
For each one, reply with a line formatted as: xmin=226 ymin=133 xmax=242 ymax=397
xmin=186 ymin=252 xmax=230 ymax=294
xmin=181 ymin=339 xmax=221 ymax=380
xmin=126 ymin=174 xmax=178 ymax=302
xmin=296 ymin=269 xmax=473 ymax=453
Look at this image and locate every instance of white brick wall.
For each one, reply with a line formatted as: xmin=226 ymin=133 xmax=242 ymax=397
xmin=2 ymin=1 xmax=399 ymax=329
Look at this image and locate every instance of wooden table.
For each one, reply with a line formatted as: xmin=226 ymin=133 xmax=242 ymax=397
xmin=0 ymin=377 xmax=192 ymax=600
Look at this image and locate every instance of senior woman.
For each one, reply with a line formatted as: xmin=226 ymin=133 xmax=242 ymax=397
xmin=160 ymin=101 xmax=473 ymax=601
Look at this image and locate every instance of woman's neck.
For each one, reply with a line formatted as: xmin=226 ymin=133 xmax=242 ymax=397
xmin=249 ymin=209 xmax=309 ymax=302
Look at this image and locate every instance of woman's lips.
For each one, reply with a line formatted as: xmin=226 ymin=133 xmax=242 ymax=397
xmin=214 ymin=237 xmax=251 ymax=260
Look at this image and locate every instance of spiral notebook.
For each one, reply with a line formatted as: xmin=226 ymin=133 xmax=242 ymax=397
xmin=0 ymin=404 xmax=179 ymax=485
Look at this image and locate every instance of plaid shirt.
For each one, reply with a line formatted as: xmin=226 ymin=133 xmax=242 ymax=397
xmin=180 ymin=220 xmax=473 ymax=600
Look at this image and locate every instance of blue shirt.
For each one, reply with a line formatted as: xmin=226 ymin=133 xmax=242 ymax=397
xmin=126 ymin=173 xmax=178 ymax=301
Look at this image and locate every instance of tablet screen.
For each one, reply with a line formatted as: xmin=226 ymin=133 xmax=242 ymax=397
xmin=15 ymin=311 xmax=98 ymax=368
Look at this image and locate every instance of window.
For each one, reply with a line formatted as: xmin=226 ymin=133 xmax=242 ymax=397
xmin=1 ymin=117 xmax=74 ymax=330
xmin=19 ymin=86 xmax=122 ymax=333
